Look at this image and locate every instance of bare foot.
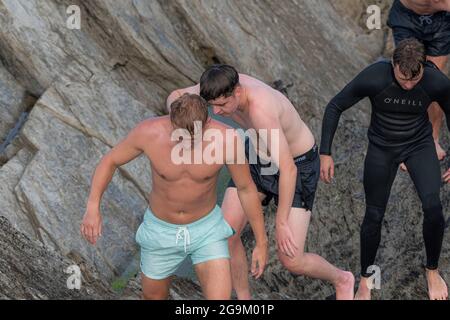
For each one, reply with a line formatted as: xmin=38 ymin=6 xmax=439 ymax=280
xmin=426 ymin=269 xmax=448 ymax=300
xmin=400 ymin=163 xmax=408 ymax=172
xmin=334 ymin=271 xmax=355 ymax=300
xmin=435 ymin=141 xmax=447 ymax=161
xmin=355 ymin=277 xmax=371 ymax=300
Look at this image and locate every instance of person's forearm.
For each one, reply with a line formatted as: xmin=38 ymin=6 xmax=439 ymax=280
xmin=276 ymin=166 xmax=297 ymax=223
xmin=320 ymin=69 xmax=369 ymax=155
xmin=237 ymin=186 xmax=268 ymax=245
xmin=87 ymin=157 xmax=117 ymax=209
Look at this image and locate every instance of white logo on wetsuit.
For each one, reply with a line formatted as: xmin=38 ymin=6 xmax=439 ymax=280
xmin=384 ymin=98 xmax=423 ymax=107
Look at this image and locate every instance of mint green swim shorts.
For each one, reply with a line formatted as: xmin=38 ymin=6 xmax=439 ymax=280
xmin=135 ymin=205 xmax=236 ymax=280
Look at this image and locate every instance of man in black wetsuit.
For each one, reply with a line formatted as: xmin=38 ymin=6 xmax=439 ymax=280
xmin=320 ymin=38 xmax=450 ymax=300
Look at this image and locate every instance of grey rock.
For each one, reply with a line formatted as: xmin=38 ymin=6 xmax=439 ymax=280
xmin=0 ymin=62 xmax=31 ymax=148
xmin=0 ymin=147 xmax=36 ymax=238
xmin=0 ymin=216 xmax=117 ymax=299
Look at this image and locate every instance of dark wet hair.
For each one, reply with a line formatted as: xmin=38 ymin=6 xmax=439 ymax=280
xmin=200 ymin=64 xmax=239 ymax=101
xmin=393 ymin=38 xmax=426 ymax=79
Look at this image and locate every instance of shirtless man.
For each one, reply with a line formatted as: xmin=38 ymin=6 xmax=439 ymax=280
xmin=81 ymin=93 xmax=268 ymax=300
xmin=388 ymin=0 xmax=450 ymax=168
xmin=320 ymin=39 xmax=450 ymax=300
xmin=167 ymin=65 xmax=355 ymax=300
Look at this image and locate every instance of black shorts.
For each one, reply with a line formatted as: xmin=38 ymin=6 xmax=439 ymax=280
xmin=227 ymin=140 xmax=320 ymax=212
xmin=387 ymin=0 xmax=450 ymax=56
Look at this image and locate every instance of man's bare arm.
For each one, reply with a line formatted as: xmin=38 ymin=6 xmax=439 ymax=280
xmin=82 ymin=122 xmax=147 ymax=245
xmin=86 ymin=123 xmax=146 ymax=208
xmin=227 ymin=161 xmax=267 ymax=245
xmin=227 ymin=153 xmax=268 ymax=278
xmin=250 ymin=100 xmax=298 ymax=258
xmin=166 ymin=84 xmax=200 ymax=113
xmin=250 ymin=104 xmax=297 ymax=223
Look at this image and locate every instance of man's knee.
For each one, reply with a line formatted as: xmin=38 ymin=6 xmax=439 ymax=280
xmin=278 ymin=252 xmax=307 ymax=274
xmin=204 ymin=284 xmax=232 ymax=300
xmin=142 ymin=289 xmax=169 ymax=300
xmin=141 ymin=275 xmax=170 ymax=300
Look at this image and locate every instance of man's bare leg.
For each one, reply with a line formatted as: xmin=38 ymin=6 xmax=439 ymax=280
xmin=426 ymin=268 xmax=449 ymax=300
xmin=141 ymin=273 xmax=172 ymax=300
xmin=277 ymin=208 xmax=355 ymax=300
xmin=195 ymin=258 xmax=232 ymax=300
xmin=222 ymin=187 xmax=265 ymax=300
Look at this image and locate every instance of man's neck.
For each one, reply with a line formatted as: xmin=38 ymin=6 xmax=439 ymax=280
xmin=237 ymin=86 xmax=250 ymax=113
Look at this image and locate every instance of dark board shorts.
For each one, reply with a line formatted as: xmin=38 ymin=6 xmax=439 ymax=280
xmin=388 ymin=0 xmax=450 ymax=56
xmin=227 ymin=139 xmax=320 ymax=212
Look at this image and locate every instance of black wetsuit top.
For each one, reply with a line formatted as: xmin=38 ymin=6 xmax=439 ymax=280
xmin=320 ymin=60 xmax=450 ymax=155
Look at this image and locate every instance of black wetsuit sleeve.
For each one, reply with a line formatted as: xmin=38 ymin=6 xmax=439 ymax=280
xmin=422 ymin=68 xmax=450 ymax=133
xmin=319 ymin=63 xmax=388 ymax=155
xmin=436 ymin=78 xmax=450 ymax=133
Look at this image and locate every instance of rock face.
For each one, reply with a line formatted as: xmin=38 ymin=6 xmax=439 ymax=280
xmin=0 ymin=0 xmax=448 ymax=300
xmin=0 ymin=216 xmax=116 ymax=299
xmin=0 ymin=65 xmax=24 ymax=146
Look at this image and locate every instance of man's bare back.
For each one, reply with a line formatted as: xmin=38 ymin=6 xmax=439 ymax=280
xmin=168 ymin=74 xmax=315 ymax=158
xmin=401 ymin=0 xmax=450 ymax=14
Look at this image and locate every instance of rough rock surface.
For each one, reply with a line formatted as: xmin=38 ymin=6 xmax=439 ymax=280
xmin=0 ymin=0 xmax=448 ymax=300
xmin=0 ymin=216 xmax=116 ymax=299
xmin=0 ymin=63 xmax=34 ymax=149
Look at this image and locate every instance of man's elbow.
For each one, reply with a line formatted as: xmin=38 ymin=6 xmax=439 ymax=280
xmin=236 ymin=180 xmax=258 ymax=195
xmin=100 ymin=154 xmax=119 ymax=170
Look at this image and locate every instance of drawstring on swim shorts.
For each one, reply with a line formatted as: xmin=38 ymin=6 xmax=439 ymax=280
xmin=419 ymin=15 xmax=433 ymax=26
xmin=175 ymin=226 xmax=191 ymax=253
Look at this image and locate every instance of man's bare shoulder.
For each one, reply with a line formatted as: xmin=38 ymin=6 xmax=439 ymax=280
xmin=132 ymin=116 xmax=171 ymax=141
xmin=248 ymin=87 xmax=280 ymax=117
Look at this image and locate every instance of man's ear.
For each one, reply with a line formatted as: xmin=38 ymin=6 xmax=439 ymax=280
xmin=234 ymin=84 xmax=242 ymax=97
xmin=392 ymin=62 xmax=400 ymax=75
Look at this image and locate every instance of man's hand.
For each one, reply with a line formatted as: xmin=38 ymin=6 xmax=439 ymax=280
xmin=443 ymin=168 xmax=450 ymax=183
xmin=275 ymin=220 xmax=298 ymax=258
xmin=251 ymin=240 xmax=268 ymax=279
xmin=431 ymin=0 xmax=450 ymax=12
xmin=81 ymin=207 xmax=102 ymax=245
xmin=320 ymin=155 xmax=335 ymax=184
